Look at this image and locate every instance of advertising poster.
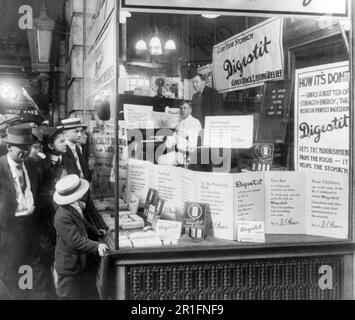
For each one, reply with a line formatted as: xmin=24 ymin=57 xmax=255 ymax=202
xmin=123 ymin=0 xmax=347 ymax=16
xmin=92 ymin=120 xmax=115 ymax=198
xmin=212 ymin=17 xmax=284 ymax=92
xmin=86 ymin=0 xmax=115 ymax=48
xmin=84 ymin=13 xmax=116 ymax=116
xmin=294 ymin=61 xmax=349 ymax=173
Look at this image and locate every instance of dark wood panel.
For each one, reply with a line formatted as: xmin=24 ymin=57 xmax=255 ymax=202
xmin=123 ymin=255 xmax=343 ymax=300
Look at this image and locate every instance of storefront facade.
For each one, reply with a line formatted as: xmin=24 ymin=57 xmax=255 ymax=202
xmin=69 ymin=0 xmax=355 ymax=299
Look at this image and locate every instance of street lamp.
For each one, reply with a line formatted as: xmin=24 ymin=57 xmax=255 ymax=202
xmin=27 ymin=4 xmax=55 ymax=76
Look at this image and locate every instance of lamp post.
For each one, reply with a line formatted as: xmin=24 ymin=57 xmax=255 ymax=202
xmin=27 ymin=3 xmax=55 ymax=78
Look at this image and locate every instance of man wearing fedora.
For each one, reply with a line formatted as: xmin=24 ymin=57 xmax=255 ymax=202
xmin=0 ymin=124 xmax=39 ymax=299
xmin=60 ymin=117 xmax=108 ymax=235
xmin=53 ymin=174 xmax=108 ymax=300
xmin=0 ymin=127 xmax=8 ymax=157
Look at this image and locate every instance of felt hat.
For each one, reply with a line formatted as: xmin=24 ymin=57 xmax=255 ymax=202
xmin=58 ymin=118 xmax=87 ymax=130
xmin=3 ymin=124 xmax=37 ymax=145
xmin=54 ymin=174 xmax=89 ymax=205
xmin=32 ymin=127 xmax=44 ymax=143
xmin=0 ymin=127 xmax=6 ymax=138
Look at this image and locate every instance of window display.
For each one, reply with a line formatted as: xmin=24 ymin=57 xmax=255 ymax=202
xmin=83 ymin=2 xmax=352 ymax=251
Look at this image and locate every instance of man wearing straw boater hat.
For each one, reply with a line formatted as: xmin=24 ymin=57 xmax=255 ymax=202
xmin=59 ymin=117 xmax=108 ymax=236
xmin=0 ymin=124 xmax=39 ymax=299
xmin=53 ymin=174 xmax=108 ymax=300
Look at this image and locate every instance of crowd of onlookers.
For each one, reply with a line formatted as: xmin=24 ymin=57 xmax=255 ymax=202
xmin=0 ymin=117 xmax=109 ymax=300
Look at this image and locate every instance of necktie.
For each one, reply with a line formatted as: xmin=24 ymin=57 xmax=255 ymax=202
xmin=198 ymin=91 xmax=203 ymax=105
xmin=75 ymin=145 xmax=86 ymax=178
xmin=16 ymin=165 xmax=27 ymax=193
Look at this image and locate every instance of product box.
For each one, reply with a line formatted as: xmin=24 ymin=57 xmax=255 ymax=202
xmin=119 ymin=211 xmax=144 ymax=230
xmin=183 ymin=202 xmax=208 ymax=240
xmin=143 ymin=188 xmax=159 ymax=219
xmin=147 ymin=198 xmax=165 ymax=229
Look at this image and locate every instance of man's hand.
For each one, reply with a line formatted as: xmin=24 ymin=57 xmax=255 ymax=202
xmin=98 ymin=243 xmax=109 ymax=257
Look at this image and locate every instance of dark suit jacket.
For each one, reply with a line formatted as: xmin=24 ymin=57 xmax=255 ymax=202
xmin=191 ymin=86 xmax=224 ymax=127
xmin=62 ymin=144 xmax=108 ymax=232
xmin=0 ymin=144 xmax=8 ymax=157
xmin=54 ymin=205 xmax=99 ymax=276
xmin=62 ymin=145 xmax=90 ymax=182
xmin=36 ymin=156 xmax=66 ymax=262
xmin=0 ymin=155 xmax=38 ymax=288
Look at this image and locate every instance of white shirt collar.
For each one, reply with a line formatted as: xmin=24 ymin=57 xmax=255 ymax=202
xmin=66 ymin=140 xmax=76 ymax=150
xmin=70 ymin=202 xmax=83 ymax=218
xmin=50 ymin=154 xmax=62 ymax=163
xmin=183 ymin=115 xmax=192 ymax=120
xmin=7 ymin=154 xmax=24 ymax=170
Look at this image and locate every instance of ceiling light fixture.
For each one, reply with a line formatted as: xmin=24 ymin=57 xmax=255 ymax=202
xmin=135 ymin=26 xmax=176 ymax=56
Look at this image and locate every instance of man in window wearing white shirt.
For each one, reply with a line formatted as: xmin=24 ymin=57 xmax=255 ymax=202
xmin=158 ymin=101 xmax=202 ymax=166
xmin=0 ymin=124 xmax=39 ymax=299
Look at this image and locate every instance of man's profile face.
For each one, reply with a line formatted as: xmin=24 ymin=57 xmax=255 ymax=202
xmin=80 ymin=129 xmax=88 ymax=145
xmin=8 ymin=144 xmax=31 ymax=164
xmin=192 ymin=75 xmax=205 ymax=93
xmin=64 ymin=127 xmax=82 ymax=144
xmin=180 ymin=103 xmax=192 ymax=119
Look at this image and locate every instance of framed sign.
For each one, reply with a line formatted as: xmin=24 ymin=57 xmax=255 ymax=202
xmin=256 ymin=80 xmax=293 ymax=143
xmin=212 ymin=18 xmax=284 ymax=93
xmin=123 ymin=0 xmax=348 ymax=17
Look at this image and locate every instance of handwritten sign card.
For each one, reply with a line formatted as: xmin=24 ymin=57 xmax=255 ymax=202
xmin=306 ymin=172 xmax=348 ymax=238
xmin=123 ymin=104 xmax=154 ymax=128
xmin=265 ymin=171 xmax=348 ymax=238
xmin=203 ymin=115 xmax=254 ymax=148
xmin=155 ymin=220 xmax=182 ymax=241
xmin=234 ymin=172 xmax=265 ymax=222
xmin=237 ymin=221 xmax=265 ymax=243
xmin=195 ymin=172 xmax=235 ymax=240
xmin=265 ymin=171 xmax=305 ymax=234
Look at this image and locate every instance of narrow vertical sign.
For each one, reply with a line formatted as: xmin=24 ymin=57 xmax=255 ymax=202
xmin=294 ymin=61 xmax=349 ymax=173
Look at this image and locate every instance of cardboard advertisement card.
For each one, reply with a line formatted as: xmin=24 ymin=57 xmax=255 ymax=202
xmin=183 ymin=202 xmax=208 ymax=240
xmin=237 ymin=221 xmax=265 ymax=243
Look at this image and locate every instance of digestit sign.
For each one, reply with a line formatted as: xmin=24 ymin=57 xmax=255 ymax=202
xmin=212 ymin=18 xmax=284 ymax=92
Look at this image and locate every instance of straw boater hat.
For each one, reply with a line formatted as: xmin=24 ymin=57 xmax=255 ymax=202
xmin=54 ymin=174 xmax=89 ymax=205
xmin=3 ymin=124 xmax=38 ymax=145
xmin=58 ymin=118 xmax=87 ymax=130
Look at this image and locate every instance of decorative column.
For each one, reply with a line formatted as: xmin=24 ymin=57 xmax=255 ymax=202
xmin=65 ymin=0 xmax=84 ymax=114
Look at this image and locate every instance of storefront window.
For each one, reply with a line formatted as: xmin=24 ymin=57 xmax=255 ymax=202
xmin=91 ymin=1 xmax=352 ymax=250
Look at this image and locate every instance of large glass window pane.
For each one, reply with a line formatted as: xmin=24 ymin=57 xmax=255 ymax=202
xmin=115 ymin=4 xmax=351 ymax=249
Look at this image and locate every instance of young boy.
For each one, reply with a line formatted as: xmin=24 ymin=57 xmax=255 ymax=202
xmin=53 ymin=174 xmax=108 ymax=300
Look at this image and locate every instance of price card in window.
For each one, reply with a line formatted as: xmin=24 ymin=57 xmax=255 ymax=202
xmin=155 ymin=220 xmax=182 ymax=241
xmin=237 ymin=221 xmax=265 ymax=243
xmin=203 ymin=116 xmax=253 ymax=148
